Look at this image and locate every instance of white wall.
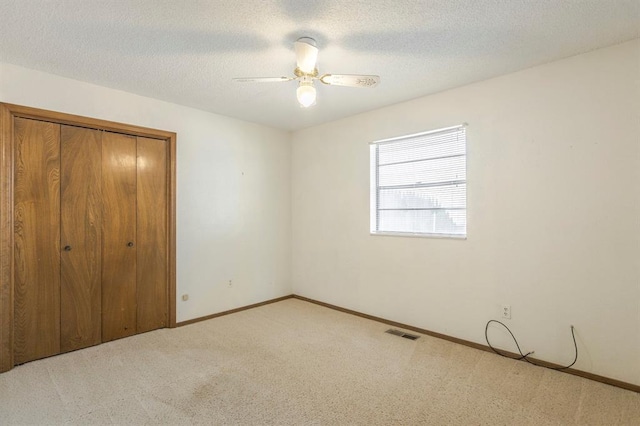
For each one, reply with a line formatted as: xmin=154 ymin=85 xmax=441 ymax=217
xmin=0 ymin=62 xmax=292 ymax=323
xmin=291 ymin=39 xmax=640 ymax=386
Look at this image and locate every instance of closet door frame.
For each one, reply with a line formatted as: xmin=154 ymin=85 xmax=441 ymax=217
xmin=0 ymin=103 xmax=177 ymax=373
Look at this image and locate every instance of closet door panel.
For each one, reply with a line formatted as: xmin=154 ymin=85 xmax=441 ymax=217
xmin=60 ymin=125 xmax=102 ymax=352
xmin=136 ymin=137 xmax=168 ymax=333
xmin=102 ymin=132 xmax=137 ymax=342
xmin=13 ymin=117 xmax=61 ymax=364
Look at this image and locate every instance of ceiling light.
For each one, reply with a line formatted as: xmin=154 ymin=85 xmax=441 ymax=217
xmin=234 ymin=36 xmax=379 ymax=109
xmin=297 ymin=80 xmax=316 ymax=108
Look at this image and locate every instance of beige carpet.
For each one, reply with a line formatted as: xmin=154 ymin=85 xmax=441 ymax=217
xmin=0 ymin=298 xmax=638 ymax=425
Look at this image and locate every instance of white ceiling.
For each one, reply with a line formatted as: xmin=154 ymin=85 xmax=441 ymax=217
xmin=0 ymin=1 xmax=638 ymax=131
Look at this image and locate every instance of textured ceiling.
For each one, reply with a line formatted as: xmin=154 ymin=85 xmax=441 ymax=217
xmin=0 ymin=1 xmax=638 ymax=131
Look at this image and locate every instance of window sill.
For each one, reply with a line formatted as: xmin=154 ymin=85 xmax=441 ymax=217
xmin=370 ymin=231 xmax=467 ymax=240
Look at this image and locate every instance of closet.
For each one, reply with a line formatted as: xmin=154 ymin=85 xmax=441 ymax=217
xmin=1 ymin=104 xmax=176 ymax=370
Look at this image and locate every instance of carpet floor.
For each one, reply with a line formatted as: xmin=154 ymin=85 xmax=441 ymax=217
xmin=0 ymin=298 xmax=638 ymax=425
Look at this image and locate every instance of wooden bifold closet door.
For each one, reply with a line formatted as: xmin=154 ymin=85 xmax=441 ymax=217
xmin=60 ymin=125 xmax=102 ymax=353
xmin=13 ymin=118 xmax=61 ymax=364
xmin=12 ymin=116 xmax=170 ymax=365
xmin=101 ymin=132 xmax=137 ymax=342
xmin=136 ymin=137 xmax=168 ymax=334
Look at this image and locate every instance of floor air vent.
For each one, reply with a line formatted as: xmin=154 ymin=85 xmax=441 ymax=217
xmin=385 ymin=329 xmax=420 ymax=340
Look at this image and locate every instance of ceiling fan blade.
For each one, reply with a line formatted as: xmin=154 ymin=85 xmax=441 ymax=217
xmin=233 ymin=77 xmax=293 ymax=83
xmin=319 ymin=74 xmax=380 ymax=88
xmin=294 ymin=37 xmax=318 ymax=74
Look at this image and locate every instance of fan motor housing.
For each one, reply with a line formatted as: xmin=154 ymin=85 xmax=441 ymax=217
xmin=294 ymin=67 xmax=319 ymax=78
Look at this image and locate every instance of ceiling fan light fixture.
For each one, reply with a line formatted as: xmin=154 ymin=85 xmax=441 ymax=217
xmin=233 ymin=36 xmax=379 ymax=108
xmin=297 ymin=81 xmax=316 ymax=108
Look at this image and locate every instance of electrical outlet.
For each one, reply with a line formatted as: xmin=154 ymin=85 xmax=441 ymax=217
xmin=228 ymin=280 xmax=232 ymax=287
xmin=181 ymin=294 xmax=189 ymax=301
xmin=501 ymin=304 xmax=511 ymax=319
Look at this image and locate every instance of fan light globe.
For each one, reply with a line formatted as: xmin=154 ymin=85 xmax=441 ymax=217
xmin=297 ymin=84 xmax=316 ymax=108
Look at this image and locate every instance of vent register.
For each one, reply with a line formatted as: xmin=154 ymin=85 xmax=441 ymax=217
xmin=385 ymin=329 xmax=420 ymax=340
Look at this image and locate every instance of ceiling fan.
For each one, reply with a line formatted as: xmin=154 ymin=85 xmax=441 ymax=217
xmin=233 ymin=37 xmax=380 ymax=108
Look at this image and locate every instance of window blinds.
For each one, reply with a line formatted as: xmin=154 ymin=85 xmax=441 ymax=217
xmin=370 ymin=125 xmax=466 ymax=237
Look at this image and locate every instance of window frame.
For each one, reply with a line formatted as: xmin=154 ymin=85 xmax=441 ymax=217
xmin=369 ymin=124 xmax=467 ymax=239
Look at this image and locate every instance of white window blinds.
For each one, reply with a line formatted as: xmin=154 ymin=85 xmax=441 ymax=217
xmin=370 ymin=125 xmax=466 ymax=237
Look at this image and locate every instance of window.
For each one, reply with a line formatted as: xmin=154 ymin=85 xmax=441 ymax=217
xmin=370 ymin=125 xmax=466 ymax=238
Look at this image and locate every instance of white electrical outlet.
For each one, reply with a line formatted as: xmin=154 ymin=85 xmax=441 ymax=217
xmin=228 ymin=280 xmax=233 ymax=287
xmin=502 ymin=304 xmax=511 ymax=319
xmin=181 ymin=294 xmax=189 ymax=301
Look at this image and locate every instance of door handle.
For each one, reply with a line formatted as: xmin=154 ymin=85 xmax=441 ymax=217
xmin=64 ymin=245 xmax=72 ymax=251
xmin=127 ymin=242 xmax=134 ymax=247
